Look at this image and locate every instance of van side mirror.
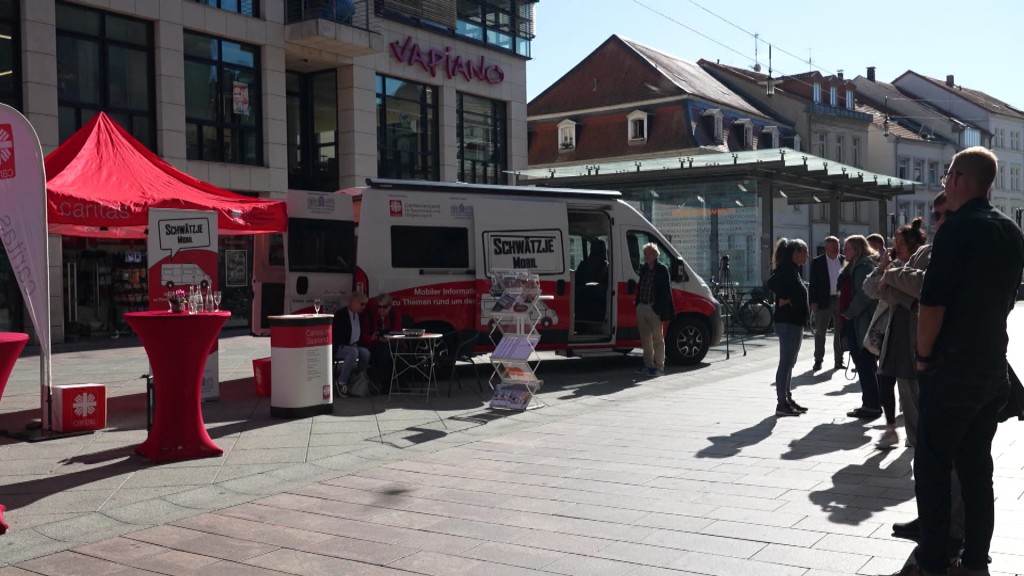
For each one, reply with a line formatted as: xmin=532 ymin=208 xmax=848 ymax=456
xmin=672 ymin=260 xmax=688 ymax=283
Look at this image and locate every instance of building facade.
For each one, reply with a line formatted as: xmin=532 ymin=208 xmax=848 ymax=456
xmin=0 ymin=0 xmax=535 ymax=341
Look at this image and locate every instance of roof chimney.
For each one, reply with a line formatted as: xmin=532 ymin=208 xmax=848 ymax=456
xmin=837 ymin=70 xmax=844 ymax=81
xmin=867 ymin=66 xmax=876 ymax=82
xmin=946 ymin=74 xmax=955 ymax=87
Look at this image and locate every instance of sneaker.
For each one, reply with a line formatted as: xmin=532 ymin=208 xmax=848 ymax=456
xmin=775 ymin=403 xmax=800 ymax=417
xmin=635 ymin=367 xmax=651 ymax=376
xmin=847 ymin=407 xmax=882 ymax=420
xmin=877 ymin=428 xmax=900 ymax=449
xmin=788 ymin=400 xmax=808 ymax=413
xmin=649 ymin=367 xmax=664 ymax=376
xmin=334 ymin=381 xmax=348 ymax=398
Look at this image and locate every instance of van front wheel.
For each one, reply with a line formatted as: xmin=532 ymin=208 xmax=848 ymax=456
xmin=666 ymin=316 xmax=709 ymax=365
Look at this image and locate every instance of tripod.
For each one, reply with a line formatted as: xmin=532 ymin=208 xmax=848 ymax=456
xmin=717 ymin=255 xmax=746 ymax=358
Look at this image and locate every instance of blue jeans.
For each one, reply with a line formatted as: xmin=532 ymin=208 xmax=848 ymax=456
xmin=845 ymin=321 xmax=880 ymax=411
xmin=775 ymin=322 xmax=803 ymax=405
xmin=336 ymin=345 xmax=370 ymax=385
xmin=914 ymin=365 xmax=1008 ymax=573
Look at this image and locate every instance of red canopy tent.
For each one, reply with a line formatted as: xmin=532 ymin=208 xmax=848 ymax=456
xmin=45 ymin=112 xmax=287 ymax=239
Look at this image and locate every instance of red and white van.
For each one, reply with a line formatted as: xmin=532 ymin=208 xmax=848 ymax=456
xmin=255 ymin=179 xmax=723 ymax=364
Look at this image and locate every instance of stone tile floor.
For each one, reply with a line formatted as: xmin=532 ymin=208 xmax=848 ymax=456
xmin=0 ymin=311 xmax=1022 ymax=575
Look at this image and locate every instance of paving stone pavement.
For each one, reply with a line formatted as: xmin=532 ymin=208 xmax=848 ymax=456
xmin=1 ymin=311 xmax=1023 ymax=575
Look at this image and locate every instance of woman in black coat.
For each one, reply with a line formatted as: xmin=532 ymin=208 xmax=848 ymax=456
xmin=766 ymin=238 xmax=810 ymax=416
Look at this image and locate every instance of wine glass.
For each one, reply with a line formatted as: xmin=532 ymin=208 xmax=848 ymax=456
xmin=313 ymin=299 xmax=322 ymax=314
xmin=213 ymin=291 xmax=222 ymax=312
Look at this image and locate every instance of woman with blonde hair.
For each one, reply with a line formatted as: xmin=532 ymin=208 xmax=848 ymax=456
xmin=360 ymin=293 xmax=403 ymax=391
xmin=766 ymin=238 xmax=810 ymax=416
xmin=838 ymin=235 xmax=881 ymax=419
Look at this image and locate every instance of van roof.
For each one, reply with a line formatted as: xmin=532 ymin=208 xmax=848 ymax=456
xmin=362 ymin=178 xmax=622 ymax=200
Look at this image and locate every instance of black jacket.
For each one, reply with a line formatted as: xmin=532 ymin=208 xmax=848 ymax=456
xmin=808 ymin=253 xmax=843 ymax=309
xmin=998 ymin=364 xmax=1024 ymax=422
xmin=766 ymin=261 xmax=809 ymax=326
xmin=332 ymin=307 xmax=364 ymax=348
xmin=635 ymin=262 xmax=675 ymax=321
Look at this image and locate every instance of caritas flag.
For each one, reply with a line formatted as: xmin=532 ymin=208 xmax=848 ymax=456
xmin=0 ymin=103 xmax=52 ymax=424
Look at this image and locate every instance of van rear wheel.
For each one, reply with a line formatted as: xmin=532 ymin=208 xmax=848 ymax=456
xmin=666 ymin=316 xmax=709 ymax=365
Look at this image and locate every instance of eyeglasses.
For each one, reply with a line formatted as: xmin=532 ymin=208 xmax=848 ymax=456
xmin=940 ymin=170 xmax=962 ymax=187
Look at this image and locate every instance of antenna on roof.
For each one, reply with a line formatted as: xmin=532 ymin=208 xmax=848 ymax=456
xmin=751 ymin=33 xmax=761 ymax=72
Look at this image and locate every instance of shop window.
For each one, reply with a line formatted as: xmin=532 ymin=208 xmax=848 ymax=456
xmin=376 ymin=74 xmax=439 ymax=180
xmin=184 ymin=31 xmax=262 ymax=165
xmin=197 ymin=0 xmax=257 ymax=17
xmin=57 ymin=2 xmax=154 ymax=149
xmin=391 ymin=226 xmax=469 ymax=269
xmin=457 ymin=92 xmax=507 ymax=184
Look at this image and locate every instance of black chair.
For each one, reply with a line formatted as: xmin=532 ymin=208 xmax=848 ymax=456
xmin=444 ymin=328 xmax=483 ymax=397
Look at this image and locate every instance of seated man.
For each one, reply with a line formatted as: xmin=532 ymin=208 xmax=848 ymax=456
xmin=360 ymin=293 xmax=403 ymax=392
xmin=332 ymin=291 xmax=370 ymax=396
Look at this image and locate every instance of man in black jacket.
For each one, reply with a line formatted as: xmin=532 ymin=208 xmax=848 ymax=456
xmin=809 ymin=236 xmax=844 ymax=371
xmin=635 ymin=242 xmax=675 ymax=376
xmin=332 ymin=291 xmax=370 ymax=395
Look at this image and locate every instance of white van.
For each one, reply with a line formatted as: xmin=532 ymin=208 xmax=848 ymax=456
xmin=348 ymin=179 xmax=723 ymax=364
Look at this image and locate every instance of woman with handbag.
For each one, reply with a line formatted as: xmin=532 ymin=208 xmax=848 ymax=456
xmin=864 ymin=219 xmax=927 ymax=447
xmin=766 ymin=238 xmax=810 ymax=416
xmin=838 ymin=235 xmax=881 ymax=420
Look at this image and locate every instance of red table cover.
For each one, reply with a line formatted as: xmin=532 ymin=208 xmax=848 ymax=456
xmin=0 ymin=332 xmax=28 ymax=534
xmin=0 ymin=332 xmax=28 ymax=406
xmin=124 ymin=311 xmax=229 ymax=463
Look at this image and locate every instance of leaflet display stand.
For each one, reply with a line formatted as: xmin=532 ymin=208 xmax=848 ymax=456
xmin=486 ymin=270 xmax=545 ymax=411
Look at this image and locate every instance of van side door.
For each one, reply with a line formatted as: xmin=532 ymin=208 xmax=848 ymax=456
xmin=474 ymin=198 xmax=571 ymax=347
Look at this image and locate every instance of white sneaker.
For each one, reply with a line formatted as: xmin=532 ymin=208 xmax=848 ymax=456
xmin=877 ymin=428 xmax=899 ymax=449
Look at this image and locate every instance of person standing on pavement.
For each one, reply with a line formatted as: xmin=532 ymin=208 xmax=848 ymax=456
xmin=864 ymin=218 xmax=927 ymax=449
xmin=635 ymin=242 xmax=675 ymax=377
xmin=809 ymin=236 xmax=845 ymax=372
xmin=766 ymin=238 xmax=810 ymax=416
xmin=887 ymin=147 xmax=1024 ymax=576
xmin=838 ymin=235 xmax=882 ymax=420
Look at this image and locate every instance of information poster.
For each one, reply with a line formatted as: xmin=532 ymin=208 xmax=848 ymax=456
xmin=147 ymin=208 xmax=221 ymax=400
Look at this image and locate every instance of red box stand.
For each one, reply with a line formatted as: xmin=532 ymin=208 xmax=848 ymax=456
xmin=52 ymin=384 xmax=107 ymax=432
xmin=252 ymin=357 xmax=271 ymax=397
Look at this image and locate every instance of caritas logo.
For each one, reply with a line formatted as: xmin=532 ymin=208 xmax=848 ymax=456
xmin=0 ymin=124 xmax=15 ymax=179
xmin=73 ymin=392 xmax=98 ymax=418
xmin=389 ymin=199 xmax=403 ymax=217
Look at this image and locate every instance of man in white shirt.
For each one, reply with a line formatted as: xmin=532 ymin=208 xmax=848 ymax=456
xmin=332 ymin=291 xmax=370 ymax=395
xmin=809 ymin=236 xmax=844 ymax=371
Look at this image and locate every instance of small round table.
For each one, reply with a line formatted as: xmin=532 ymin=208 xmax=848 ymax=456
xmin=0 ymin=332 xmax=28 ymax=533
xmin=124 ymin=311 xmax=229 ymax=463
xmin=383 ymin=332 xmax=443 ymax=397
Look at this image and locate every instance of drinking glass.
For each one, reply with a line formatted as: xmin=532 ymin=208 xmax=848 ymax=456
xmin=313 ymin=299 xmax=322 ymax=314
xmin=213 ymin=291 xmax=222 ymax=312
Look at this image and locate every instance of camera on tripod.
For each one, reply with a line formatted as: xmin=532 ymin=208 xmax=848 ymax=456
xmin=719 ymin=254 xmax=730 ymax=271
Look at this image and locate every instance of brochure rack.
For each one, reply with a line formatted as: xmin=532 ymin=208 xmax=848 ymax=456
xmin=486 ymin=270 xmax=545 ymax=411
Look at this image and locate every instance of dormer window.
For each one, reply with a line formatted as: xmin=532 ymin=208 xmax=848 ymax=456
xmin=627 ymin=110 xmax=648 ymax=142
xmin=701 ymin=108 xmax=724 ymax=142
xmin=813 ymin=83 xmax=821 ymax=104
xmin=557 ymin=119 xmax=576 ymax=151
xmin=846 ymin=89 xmax=855 ymax=110
xmin=793 ymin=134 xmax=802 ymax=151
xmin=733 ymin=118 xmax=753 ymax=149
xmin=829 ymin=86 xmax=838 ymax=107
xmin=762 ymin=125 xmax=780 ymax=148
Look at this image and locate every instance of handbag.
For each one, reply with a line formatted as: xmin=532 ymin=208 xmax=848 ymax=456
xmin=348 ymin=370 xmax=372 ymax=398
xmin=862 ymin=300 xmax=890 ymax=356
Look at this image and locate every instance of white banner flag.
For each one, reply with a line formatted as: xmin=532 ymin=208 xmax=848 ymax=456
xmin=0 ymin=104 xmax=52 ymax=425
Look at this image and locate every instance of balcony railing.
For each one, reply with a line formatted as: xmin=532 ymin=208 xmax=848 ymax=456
xmin=285 ymin=0 xmax=374 ymax=32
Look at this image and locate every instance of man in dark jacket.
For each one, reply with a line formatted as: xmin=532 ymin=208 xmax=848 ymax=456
xmin=809 ymin=236 xmax=844 ymax=371
xmin=635 ymin=242 xmax=675 ymax=376
xmin=332 ymin=291 xmax=370 ymax=395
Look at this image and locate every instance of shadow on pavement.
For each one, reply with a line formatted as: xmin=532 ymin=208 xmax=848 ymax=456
xmin=696 ymin=416 xmax=778 ymax=459
xmin=781 ymin=419 xmax=873 ymax=460
xmin=808 ymin=449 xmax=915 ymax=525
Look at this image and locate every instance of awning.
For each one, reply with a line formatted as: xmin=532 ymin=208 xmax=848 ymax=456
xmin=45 ymin=112 xmax=287 ymax=239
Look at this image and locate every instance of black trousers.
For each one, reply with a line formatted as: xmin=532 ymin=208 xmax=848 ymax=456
xmin=914 ymin=364 xmax=1008 ymax=573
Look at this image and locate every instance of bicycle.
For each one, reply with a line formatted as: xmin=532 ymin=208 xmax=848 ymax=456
xmin=710 ymin=279 xmax=775 ymax=334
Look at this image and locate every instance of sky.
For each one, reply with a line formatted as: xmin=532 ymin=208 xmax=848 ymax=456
xmin=527 ymin=0 xmax=1024 ymax=110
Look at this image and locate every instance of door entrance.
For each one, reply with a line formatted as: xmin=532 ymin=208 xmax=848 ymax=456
xmin=569 ymin=210 xmax=612 ymax=342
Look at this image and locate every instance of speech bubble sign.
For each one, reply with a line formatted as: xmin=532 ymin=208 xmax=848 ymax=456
xmin=158 ymin=217 xmax=212 ymax=258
